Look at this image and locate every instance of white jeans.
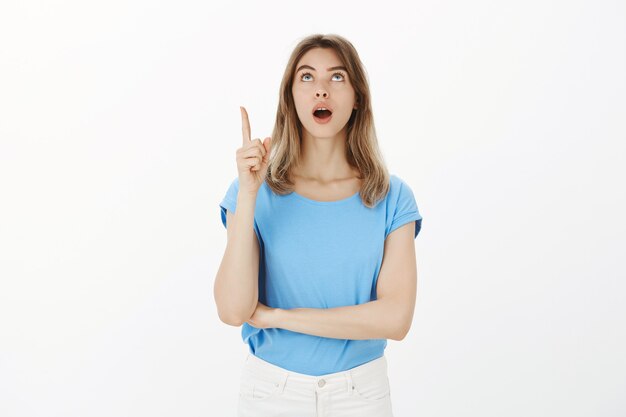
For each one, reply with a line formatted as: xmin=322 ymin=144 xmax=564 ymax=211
xmin=237 ymin=353 xmax=394 ymax=417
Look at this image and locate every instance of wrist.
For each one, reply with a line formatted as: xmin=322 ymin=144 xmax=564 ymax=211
xmin=237 ymin=192 xmax=258 ymax=205
xmin=272 ymin=307 xmax=287 ymax=328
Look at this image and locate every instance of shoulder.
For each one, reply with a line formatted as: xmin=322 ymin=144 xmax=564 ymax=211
xmin=386 ymin=173 xmax=420 ymax=216
xmin=389 ymin=173 xmax=403 ymax=188
xmin=384 ymin=173 xmax=422 ymax=238
xmin=388 ymin=173 xmax=413 ymax=198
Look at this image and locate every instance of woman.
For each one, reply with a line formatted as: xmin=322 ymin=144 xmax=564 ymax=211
xmin=215 ymin=33 xmax=423 ymax=417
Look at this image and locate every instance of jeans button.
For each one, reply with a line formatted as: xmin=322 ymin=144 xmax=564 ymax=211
xmin=318 ymin=379 xmax=326 ymax=387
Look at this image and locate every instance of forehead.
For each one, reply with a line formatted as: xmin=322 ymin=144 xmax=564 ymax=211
xmin=295 ymin=47 xmax=343 ymax=70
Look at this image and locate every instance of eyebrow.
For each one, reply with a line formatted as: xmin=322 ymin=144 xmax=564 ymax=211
xmin=296 ymin=65 xmax=348 ymax=73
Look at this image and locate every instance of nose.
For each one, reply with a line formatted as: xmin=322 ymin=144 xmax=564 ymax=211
xmin=315 ymin=90 xmax=328 ymax=98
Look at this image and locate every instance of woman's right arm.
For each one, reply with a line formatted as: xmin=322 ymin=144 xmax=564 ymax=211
xmin=214 ymin=191 xmax=260 ymax=326
xmin=214 ymin=106 xmax=272 ymax=326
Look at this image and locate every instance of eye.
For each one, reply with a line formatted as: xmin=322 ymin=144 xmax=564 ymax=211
xmin=332 ymin=72 xmax=346 ymax=81
xmin=301 ymin=72 xmax=313 ymax=81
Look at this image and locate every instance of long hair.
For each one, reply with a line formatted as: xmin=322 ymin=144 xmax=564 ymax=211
xmin=266 ymin=33 xmax=390 ymax=208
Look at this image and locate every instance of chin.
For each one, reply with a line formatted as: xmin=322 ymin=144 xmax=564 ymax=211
xmin=305 ymin=120 xmax=348 ymax=136
xmin=304 ymin=126 xmax=341 ymax=139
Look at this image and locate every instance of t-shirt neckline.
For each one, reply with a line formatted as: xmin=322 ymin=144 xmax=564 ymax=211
xmin=288 ymin=190 xmax=360 ymax=205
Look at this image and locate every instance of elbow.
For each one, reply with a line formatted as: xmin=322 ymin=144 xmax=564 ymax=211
xmin=216 ymin=303 xmax=255 ymax=327
xmin=391 ymin=327 xmax=409 ymax=341
xmin=213 ymin=277 xmax=256 ymax=327
xmin=392 ymin=327 xmax=409 ymax=341
xmin=218 ymin=310 xmax=249 ymax=327
xmin=390 ymin=316 xmax=412 ymax=341
xmin=218 ymin=312 xmax=244 ymax=327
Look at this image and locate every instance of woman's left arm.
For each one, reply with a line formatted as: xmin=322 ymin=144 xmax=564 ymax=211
xmin=246 ymin=222 xmax=418 ymax=341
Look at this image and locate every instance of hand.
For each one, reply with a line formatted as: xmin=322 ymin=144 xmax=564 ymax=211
xmin=246 ymin=301 xmax=279 ymax=329
xmin=236 ymin=106 xmax=272 ymax=195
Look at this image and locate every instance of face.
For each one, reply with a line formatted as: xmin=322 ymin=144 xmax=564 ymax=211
xmin=291 ymin=47 xmax=357 ymax=140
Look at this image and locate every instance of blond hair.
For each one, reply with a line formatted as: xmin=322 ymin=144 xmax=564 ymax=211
xmin=266 ymin=33 xmax=390 ymax=208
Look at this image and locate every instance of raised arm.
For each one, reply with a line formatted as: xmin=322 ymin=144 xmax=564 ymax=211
xmin=214 ymin=107 xmax=272 ymax=326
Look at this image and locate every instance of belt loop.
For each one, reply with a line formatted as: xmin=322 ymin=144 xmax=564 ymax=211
xmin=344 ymin=371 xmax=354 ymax=395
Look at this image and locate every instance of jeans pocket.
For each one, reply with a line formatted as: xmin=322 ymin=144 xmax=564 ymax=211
xmin=239 ymin=371 xmax=281 ymax=402
xmin=351 ymin=372 xmax=391 ymax=402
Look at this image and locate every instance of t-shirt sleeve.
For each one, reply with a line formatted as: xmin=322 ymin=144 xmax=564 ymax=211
xmin=385 ymin=178 xmax=423 ymax=239
xmin=219 ymin=177 xmax=239 ymax=229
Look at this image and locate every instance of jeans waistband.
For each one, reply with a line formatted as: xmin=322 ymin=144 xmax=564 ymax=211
xmin=242 ymin=354 xmax=389 ymax=396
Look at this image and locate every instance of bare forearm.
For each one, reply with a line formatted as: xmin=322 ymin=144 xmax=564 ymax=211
xmin=214 ymin=192 xmax=259 ymax=325
xmin=275 ymin=299 xmax=405 ymax=341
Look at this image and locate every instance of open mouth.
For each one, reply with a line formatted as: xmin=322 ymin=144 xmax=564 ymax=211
xmin=313 ymin=109 xmax=333 ymax=119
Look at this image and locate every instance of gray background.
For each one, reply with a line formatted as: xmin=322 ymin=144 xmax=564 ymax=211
xmin=1 ymin=0 xmax=625 ymax=416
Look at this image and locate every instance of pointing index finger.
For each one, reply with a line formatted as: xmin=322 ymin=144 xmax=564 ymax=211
xmin=240 ymin=106 xmax=251 ymax=145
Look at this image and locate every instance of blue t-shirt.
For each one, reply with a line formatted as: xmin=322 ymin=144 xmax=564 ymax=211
xmin=219 ymin=174 xmax=422 ymax=376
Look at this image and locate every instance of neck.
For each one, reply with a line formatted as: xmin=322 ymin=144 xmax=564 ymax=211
xmin=295 ymin=127 xmax=356 ymax=182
